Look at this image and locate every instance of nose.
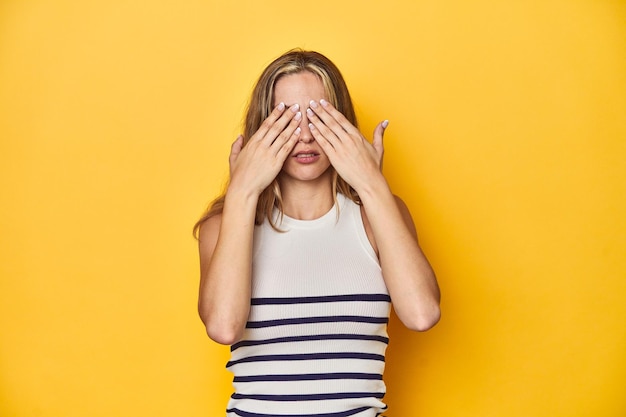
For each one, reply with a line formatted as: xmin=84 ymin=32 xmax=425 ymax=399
xmin=298 ymin=110 xmax=314 ymax=143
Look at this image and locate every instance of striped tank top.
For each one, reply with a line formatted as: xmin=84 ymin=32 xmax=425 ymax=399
xmin=225 ymin=193 xmax=391 ymax=417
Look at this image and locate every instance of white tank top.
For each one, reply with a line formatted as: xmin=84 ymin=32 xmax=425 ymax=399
xmin=225 ymin=193 xmax=391 ymax=417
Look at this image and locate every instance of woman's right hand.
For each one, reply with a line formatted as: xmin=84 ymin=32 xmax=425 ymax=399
xmin=228 ymin=102 xmax=302 ymax=196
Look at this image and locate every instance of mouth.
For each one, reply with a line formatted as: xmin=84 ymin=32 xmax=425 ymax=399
xmin=292 ymin=150 xmax=321 ymax=164
xmin=293 ymin=152 xmax=319 ymax=158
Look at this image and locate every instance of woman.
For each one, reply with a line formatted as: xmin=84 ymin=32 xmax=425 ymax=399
xmin=194 ymin=49 xmax=440 ymax=417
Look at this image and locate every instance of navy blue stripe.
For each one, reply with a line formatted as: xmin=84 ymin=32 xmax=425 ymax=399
xmin=227 ymin=352 xmax=384 ymax=368
xmin=227 ymin=406 xmax=371 ymax=417
xmin=233 ymin=372 xmax=382 ymax=383
xmin=231 ymin=392 xmax=385 ymax=401
xmin=247 ymin=315 xmax=388 ymax=329
xmin=251 ymin=294 xmax=391 ymax=305
xmin=231 ymin=333 xmax=389 ymax=351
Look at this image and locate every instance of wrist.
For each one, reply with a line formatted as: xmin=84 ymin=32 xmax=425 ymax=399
xmin=226 ymin=179 xmax=262 ymax=201
xmin=354 ymin=174 xmax=391 ymax=202
xmin=223 ymin=184 xmax=260 ymax=215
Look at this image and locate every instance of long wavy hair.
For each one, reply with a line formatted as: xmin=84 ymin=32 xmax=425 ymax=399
xmin=193 ymin=49 xmax=360 ymax=238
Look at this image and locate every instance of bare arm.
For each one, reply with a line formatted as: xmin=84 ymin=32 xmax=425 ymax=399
xmin=360 ymin=185 xmax=440 ymax=331
xmin=198 ymin=103 xmax=302 ymax=344
xmin=198 ymin=191 xmax=257 ymax=345
xmin=307 ymin=99 xmax=440 ymax=331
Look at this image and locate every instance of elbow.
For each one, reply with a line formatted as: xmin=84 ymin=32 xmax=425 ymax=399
xmin=401 ymin=304 xmax=441 ymax=332
xmin=413 ymin=309 xmax=441 ymax=332
xmin=199 ymin=308 xmax=245 ymax=345
xmin=206 ymin=324 xmax=243 ymax=345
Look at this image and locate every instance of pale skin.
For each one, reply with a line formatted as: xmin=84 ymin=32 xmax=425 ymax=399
xmin=198 ymin=71 xmax=440 ymax=345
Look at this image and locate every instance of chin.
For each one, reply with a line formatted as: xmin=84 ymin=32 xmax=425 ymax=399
xmin=280 ymin=164 xmax=332 ymax=183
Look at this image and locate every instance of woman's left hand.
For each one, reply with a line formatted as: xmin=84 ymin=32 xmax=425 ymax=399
xmin=306 ymin=99 xmax=388 ymax=192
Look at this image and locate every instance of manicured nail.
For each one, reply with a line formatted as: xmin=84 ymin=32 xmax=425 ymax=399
xmin=309 ymin=100 xmax=318 ymax=109
xmin=294 ymin=127 xmax=301 ymax=135
xmin=290 ymin=103 xmax=299 ymax=112
xmin=320 ymin=99 xmax=329 ymax=107
xmin=277 ymin=102 xmax=285 ymax=111
xmin=294 ymin=111 xmax=302 ymax=121
xmin=382 ymin=120 xmax=389 ymax=128
xmin=308 ymin=123 xmax=315 ymax=130
xmin=306 ymin=108 xmax=314 ymax=117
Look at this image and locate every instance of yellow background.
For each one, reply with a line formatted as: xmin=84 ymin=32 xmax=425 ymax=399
xmin=1 ymin=1 xmax=624 ymax=416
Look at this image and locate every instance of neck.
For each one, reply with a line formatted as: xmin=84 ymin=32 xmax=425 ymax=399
xmin=278 ymin=178 xmax=334 ymax=220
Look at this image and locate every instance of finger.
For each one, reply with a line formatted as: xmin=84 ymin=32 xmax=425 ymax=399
xmin=373 ymin=120 xmax=388 ymax=169
xmin=251 ymin=102 xmax=288 ymax=142
xmin=261 ymin=104 xmax=300 ymax=145
xmin=311 ymin=99 xmax=361 ymax=139
xmin=229 ymin=134 xmax=244 ymax=168
xmin=270 ymin=109 xmax=302 ymax=152
xmin=274 ymin=126 xmax=302 ymax=162
xmin=306 ymin=107 xmax=341 ymax=145
xmin=309 ymin=122 xmax=337 ymax=158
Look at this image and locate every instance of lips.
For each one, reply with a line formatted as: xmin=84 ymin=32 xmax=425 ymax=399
xmin=291 ymin=149 xmax=319 ymax=158
xmin=292 ymin=150 xmax=321 ymax=163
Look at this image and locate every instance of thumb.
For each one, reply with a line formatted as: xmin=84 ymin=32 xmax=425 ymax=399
xmin=373 ymin=120 xmax=388 ymax=170
xmin=229 ymin=134 xmax=244 ymax=170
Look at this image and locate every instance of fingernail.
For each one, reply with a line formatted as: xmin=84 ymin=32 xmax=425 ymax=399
xmin=306 ymin=108 xmax=314 ymax=117
xmin=294 ymin=127 xmax=301 ymax=135
xmin=309 ymin=100 xmax=318 ymax=109
xmin=277 ymin=102 xmax=285 ymax=111
xmin=295 ymin=111 xmax=302 ymax=121
xmin=382 ymin=120 xmax=389 ymax=129
xmin=320 ymin=99 xmax=328 ymax=107
xmin=290 ymin=103 xmax=299 ymax=112
xmin=308 ymin=123 xmax=315 ymax=130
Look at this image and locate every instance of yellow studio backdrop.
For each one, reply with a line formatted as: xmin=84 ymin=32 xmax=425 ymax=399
xmin=0 ymin=0 xmax=624 ymax=416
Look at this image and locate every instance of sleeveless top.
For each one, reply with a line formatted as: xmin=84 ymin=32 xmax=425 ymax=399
xmin=225 ymin=193 xmax=391 ymax=417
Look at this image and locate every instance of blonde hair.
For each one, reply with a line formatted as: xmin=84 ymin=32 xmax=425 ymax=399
xmin=193 ymin=49 xmax=360 ymax=238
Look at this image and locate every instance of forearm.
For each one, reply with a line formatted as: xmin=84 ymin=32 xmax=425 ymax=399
xmin=199 ymin=189 xmax=258 ymax=344
xmin=358 ymin=176 xmax=441 ymax=331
